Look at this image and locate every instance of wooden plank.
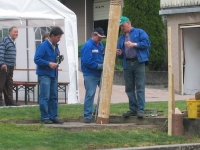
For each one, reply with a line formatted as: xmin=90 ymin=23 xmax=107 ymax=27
xmin=168 ymin=26 xmax=173 ymax=136
xmin=96 ymin=0 xmax=122 ymax=124
xmin=172 ymin=74 xmax=175 ymax=114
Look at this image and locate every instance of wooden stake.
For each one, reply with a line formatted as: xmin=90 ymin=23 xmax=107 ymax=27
xmin=168 ymin=26 xmax=173 ymax=136
xmin=172 ymin=74 xmax=175 ymax=114
xmin=96 ymin=0 xmax=122 ymax=124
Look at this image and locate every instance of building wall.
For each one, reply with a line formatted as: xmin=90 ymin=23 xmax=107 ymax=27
xmin=160 ymin=0 xmax=200 ymax=8
xmin=167 ymin=12 xmax=200 ymax=94
xmin=86 ymin=0 xmax=94 ymax=41
xmin=63 ymin=0 xmax=94 ymax=44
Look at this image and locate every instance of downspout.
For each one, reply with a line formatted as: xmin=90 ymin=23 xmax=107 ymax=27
xmin=26 ymin=20 xmax=30 ymax=101
xmin=182 ymin=29 xmax=185 ymax=84
xmin=85 ymin=0 xmax=87 ymax=42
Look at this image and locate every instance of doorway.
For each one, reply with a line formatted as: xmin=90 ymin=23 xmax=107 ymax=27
xmin=94 ymin=19 xmax=108 ymax=36
xmin=183 ymin=27 xmax=200 ymax=95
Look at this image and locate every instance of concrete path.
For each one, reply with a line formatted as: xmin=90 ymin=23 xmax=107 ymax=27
xmin=78 ymin=71 xmax=193 ymax=104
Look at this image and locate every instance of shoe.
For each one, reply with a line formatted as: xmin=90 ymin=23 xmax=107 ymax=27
xmin=6 ymin=102 xmax=20 ymax=106
xmin=137 ymin=111 xmax=144 ymax=118
xmin=50 ymin=118 xmax=64 ymax=124
xmin=41 ymin=119 xmax=53 ymax=124
xmin=0 ymin=102 xmax=3 ymax=107
xmin=84 ymin=118 xmax=92 ymax=123
xmin=122 ymin=110 xmax=137 ymax=117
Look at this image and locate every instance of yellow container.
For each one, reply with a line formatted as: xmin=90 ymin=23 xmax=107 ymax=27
xmin=187 ymin=100 xmax=200 ymax=119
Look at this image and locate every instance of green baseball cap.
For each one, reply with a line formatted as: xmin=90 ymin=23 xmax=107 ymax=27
xmin=119 ymin=16 xmax=130 ymax=26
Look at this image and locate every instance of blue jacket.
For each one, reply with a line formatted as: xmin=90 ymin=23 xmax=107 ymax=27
xmin=81 ymin=38 xmax=104 ymax=77
xmin=117 ymin=28 xmax=151 ymax=69
xmin=34 ymin=40 xmax=58 ymax=78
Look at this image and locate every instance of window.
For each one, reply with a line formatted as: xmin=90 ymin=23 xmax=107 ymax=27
xmin=0 ymin=28 xmax=9 ymax=41
xmin=34 ymin=27 xmax=51 ymax=48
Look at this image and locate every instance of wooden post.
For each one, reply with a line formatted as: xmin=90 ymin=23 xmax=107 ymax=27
xmin=96 ymin=0 xmax=122 ymax=124
xmin=172 ymin=74 xmax=175 ymax=114
xmin=168 ymin=26 xmax=173 ymax=136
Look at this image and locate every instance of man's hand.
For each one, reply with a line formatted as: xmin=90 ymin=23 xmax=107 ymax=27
xmin=49 ymin=62 xmax=58 ymax=69
xmin=116 ymin=49 xmax=122 ymax=55
xmin=1 ymin=64 xmax=7 ymax=71
xmin=124 ymin=41 xmax=137 ymax=48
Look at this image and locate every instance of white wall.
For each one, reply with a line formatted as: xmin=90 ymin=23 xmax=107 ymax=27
xmin=94 ymin=0 xmax=110 ymax=21
xmin=183 ymin=27 xmax=200 ymax=94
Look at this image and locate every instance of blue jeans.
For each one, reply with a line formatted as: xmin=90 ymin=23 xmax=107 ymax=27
xmin=123 ymin=60 xmax=145 ymax=113
xmin=38 ymin=75 xmax=58 ymax=120
xmin=83 ymin=76 xmax=100 ymax=119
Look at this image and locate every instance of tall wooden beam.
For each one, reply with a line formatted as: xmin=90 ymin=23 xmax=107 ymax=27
xmin=96 ymin=0 xmax=122 ymax=124
xmin=168 ymin=26 xmax=173 ymax=136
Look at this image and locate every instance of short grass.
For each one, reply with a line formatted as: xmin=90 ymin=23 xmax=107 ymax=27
xmin=0 ymin=100 xmax=187 ymax=121
xmin=0 ymin=123 xmax=199 ymax=150
xmin=0 ymin=100 xmax=195 ymax=150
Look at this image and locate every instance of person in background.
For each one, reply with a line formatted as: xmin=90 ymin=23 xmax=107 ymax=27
xmin=0 ymin=26 xmax=20 ymax=106
xmin=42 ymin=32 xmax=49 ymax=42
xmin=34 ymin=26 xmax=64 ymax=124
xmin=116 ymin=16 xmax=151 ymax=118
xmin=81 ymin=27 xmax=106 ymax=123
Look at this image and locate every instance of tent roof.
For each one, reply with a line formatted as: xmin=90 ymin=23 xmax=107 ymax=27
xmin=0 ymin=0 xmax=76 ymax=27
xmin=0 ymin=0 xmax=79 ymax=103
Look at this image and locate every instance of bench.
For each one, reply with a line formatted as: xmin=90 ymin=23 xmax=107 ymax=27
xmin=13 ymin=81 xmax=69 ymax=104
xmin=57 ymin=82 xmax=70 ymax=103
xmin=13 ymin=81 xmax=39 ymax=105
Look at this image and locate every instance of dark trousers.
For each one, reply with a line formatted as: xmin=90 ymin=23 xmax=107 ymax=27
xmin=0 ymin=67 xmax=14 ymax=105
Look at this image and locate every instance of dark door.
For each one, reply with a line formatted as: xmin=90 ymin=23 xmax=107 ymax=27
xmin=94 ymin=19 xmax=108 ymax=36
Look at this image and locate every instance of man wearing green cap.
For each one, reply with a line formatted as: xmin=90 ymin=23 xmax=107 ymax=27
xmin=116 ymin=16 xmax=151 ymax=118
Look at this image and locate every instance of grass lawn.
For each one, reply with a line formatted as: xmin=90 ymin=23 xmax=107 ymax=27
xmin=0 ymin=100 xmax=198 ymax=150
xmin=0 ymin=100 xmax=187 ymax=121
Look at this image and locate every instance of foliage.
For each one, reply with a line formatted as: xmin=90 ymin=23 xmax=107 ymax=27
xmin=122 ymin=0 xmax=167 ymax=71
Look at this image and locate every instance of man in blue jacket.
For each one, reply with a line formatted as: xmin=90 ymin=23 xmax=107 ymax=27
xmin=116 ymin=16 xmax=151 ymax=118
xmin=81 ymin=27 xmax=106 ymax=123
xmin=34 ymin=27 xmax=64 ymax=124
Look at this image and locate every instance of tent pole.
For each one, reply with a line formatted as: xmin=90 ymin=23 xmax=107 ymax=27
xmin=26 ymin=20 xmax=30 ymax=101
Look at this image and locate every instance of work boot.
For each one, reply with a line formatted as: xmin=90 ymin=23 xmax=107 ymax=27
xmin=50 ymin=118 xmax=64 ymax=124
xmin=137 ymin=111 xmax=144 ymax=118
xmin=41 ymin=119 xmax=53 ymax=124
xmin=84 ymin=119 xmax=92 ymax=123
xmin=122 ymin=110 xmax=137 ymax=117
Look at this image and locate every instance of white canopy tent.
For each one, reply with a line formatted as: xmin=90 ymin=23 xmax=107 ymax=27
xmin=0 ymin=0 xmax=79 ymax=104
